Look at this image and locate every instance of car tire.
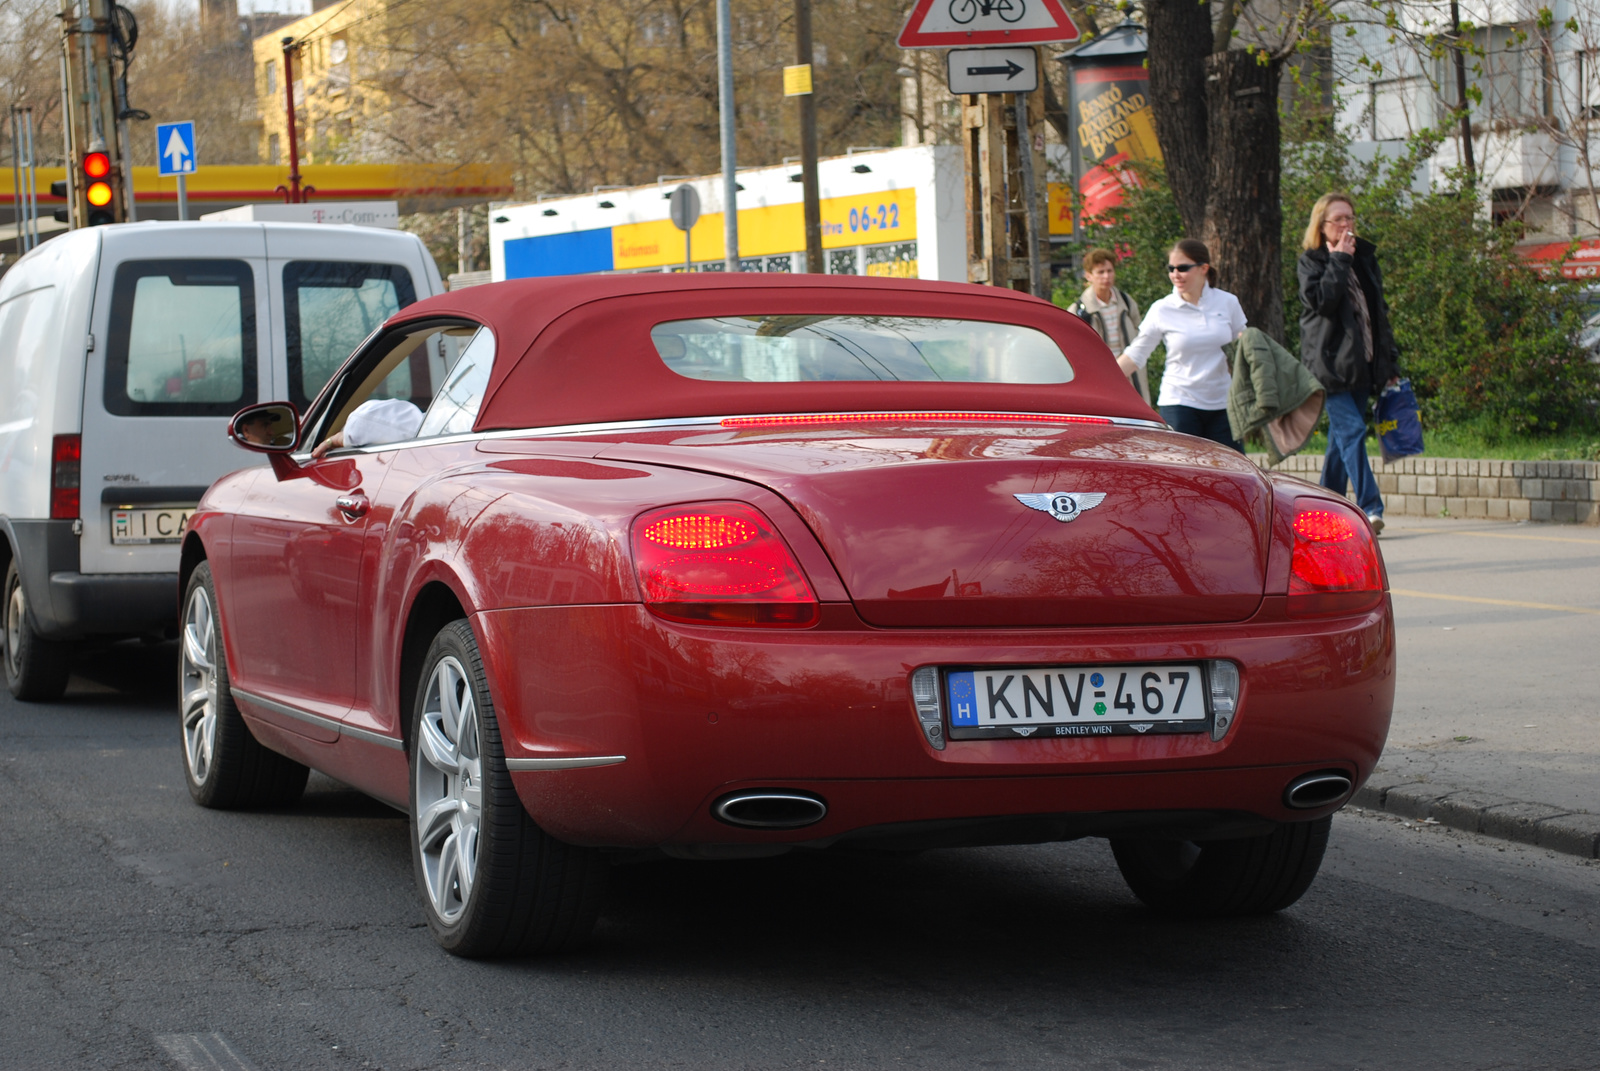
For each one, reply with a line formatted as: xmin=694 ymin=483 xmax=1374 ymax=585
xmin=410 ymin=619 xmax=608 ymax=958
xmin=1110 ymin=816 xmax=1332 ymax=917
xmin=179 ymin=562 xmax=310 ymax=809
xmin=4 ymin=559 xmax=71 ymax=701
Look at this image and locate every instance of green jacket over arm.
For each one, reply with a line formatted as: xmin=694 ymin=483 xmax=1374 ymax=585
xmin=1227 ymin=327 xmax=1326 ymax=466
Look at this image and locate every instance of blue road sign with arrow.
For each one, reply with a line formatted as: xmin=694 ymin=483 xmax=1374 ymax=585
xmin=157 ymin=121 xmax=197 ymax=176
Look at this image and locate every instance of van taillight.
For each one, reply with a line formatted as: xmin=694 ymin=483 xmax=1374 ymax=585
xmin=50 ymin=434 xmax=81 ymax=520
xmin=1287 ymin=502 xmax=1383 ymax=615
xmin=631 ymin=502 xmax=819 ymax=627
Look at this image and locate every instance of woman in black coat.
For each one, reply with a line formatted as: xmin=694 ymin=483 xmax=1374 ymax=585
xmin=1298 ymin=192 xmax=1400 ymax=532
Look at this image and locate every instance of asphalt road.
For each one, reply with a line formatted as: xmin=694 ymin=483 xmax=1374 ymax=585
xmin=3 ymin=644 xmax=1599 ymax=1071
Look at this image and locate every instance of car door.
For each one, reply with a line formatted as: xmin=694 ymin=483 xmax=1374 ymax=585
xmin=344 ymin=324 xmax=494 ymax=743
xmin=224 ymin=321 xmax=467 ymax=739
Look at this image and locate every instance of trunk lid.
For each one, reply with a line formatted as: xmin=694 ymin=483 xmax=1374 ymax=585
xmin=597 ymin=424 xmax=1271 ymax=627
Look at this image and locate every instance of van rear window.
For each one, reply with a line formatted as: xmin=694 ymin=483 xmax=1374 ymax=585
xmin=285 ymin=261 xmax=416 ymax=408
xmin=104 ymin=260 xmax=257 ymax=417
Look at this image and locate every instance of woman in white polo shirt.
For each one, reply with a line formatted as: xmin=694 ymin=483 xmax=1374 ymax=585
xmin=1116 ymin=239 xmax=1247 ymax=451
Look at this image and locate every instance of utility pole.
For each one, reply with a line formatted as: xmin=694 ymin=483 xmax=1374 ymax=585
xmin=963 ymin=81 xmax=1047 ymax=294
xmin=791 ymin=0 xmax=822 ymax=272
xmin=10 ymin=106 xmax=40 ymax=251
xmin=716 ymin=0 xmax=739 ymax=271
xmin=276 ymin=36 xmax=308 ymax=203
xmin=57 ymin=0 xmax=134 ymax=227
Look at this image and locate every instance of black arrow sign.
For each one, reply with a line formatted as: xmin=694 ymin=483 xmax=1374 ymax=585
xmin=966 ymin=60 xmax=1025 ymax=79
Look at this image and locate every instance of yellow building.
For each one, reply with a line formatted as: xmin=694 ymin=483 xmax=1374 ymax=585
xmin=253 ymin=0 xmax=394 ymax=167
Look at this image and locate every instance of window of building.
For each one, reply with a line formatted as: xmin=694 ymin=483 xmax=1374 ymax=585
xmin=264 ymin=59 xmax=277 ymax=96
xmin=268 ymin=133 xmax=281 ymax=166
xmin=1579 ymin=50 xmax=1600 ymax=120
xmin=329 ymin=37 xmax=349 ymax=93
xmin=1371 ymin=77 xmax=1424 ymax=140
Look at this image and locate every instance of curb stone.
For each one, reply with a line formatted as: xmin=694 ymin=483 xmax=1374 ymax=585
xmin=1350 ymin=778 xmax=1600 ymax=859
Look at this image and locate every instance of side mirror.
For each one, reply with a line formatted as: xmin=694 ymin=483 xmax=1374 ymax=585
xmin=229 ymin=402 xmax=301 ymax=453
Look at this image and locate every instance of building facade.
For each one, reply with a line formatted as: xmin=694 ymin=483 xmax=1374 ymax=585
xmin=253 ymin=0 xmax=394 ymax=168
xmin=1335 ymin=0 xmax=1600 ymax=243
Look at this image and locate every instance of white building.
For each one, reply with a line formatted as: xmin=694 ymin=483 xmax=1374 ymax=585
xmin=1335 ymin=0 xmax=1600 ymax=241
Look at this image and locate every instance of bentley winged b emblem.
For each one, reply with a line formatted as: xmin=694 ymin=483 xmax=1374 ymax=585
xmin=1014 ymin=492 xmax=1107 ymax=523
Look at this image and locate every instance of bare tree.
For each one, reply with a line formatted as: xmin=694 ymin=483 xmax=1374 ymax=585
xmin=306 ymin=0 xmax=906 ymax=199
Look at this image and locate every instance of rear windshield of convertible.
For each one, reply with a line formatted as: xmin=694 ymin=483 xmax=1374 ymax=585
xmin=650 ymin=315 xmax=1074 ymax=384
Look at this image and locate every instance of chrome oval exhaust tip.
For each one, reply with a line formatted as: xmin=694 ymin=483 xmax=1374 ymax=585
xmin=712 ymin=790 xmax=828 ymax=830
xmin=1284 ymin=771 xmax=1354 ymax=810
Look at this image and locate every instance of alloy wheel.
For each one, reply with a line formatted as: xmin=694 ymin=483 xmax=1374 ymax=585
xmin=414 ymin=655 xmax=483 ymax=923
xmin=180 ymin=584 xmax=220 ymax=783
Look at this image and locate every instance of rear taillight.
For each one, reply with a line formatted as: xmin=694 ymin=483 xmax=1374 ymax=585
xmin=1287 ymin=501 xmax=1383 ymax=615
xmin=632 ymin=502 xmax=819 ymax=627
xmin=50 ymin=434 xmax=80 ymax=520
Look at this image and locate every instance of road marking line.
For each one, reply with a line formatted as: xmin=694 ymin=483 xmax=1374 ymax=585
xmin=1390 ymin=588 xmax=1600 ymax=615
xmin=156 ymin=1034 xmax=260 ymax=1071
xmin=1393 ymin=527 xmax=1600 ymax=545
xmin=1456 ymin=530 xmax=1600 ymax=546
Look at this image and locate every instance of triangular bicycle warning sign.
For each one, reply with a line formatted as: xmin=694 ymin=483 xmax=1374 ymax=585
xmin=897 ymin=0 xmax=1081 ymax=47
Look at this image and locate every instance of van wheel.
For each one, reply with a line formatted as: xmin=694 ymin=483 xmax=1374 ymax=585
xmin=410 ymin=620 xmax=608 ymax=958
xmin=180 ymin=562 xmax=309 ymax=809
xmin=4 ymin=560 xmax=71 ymax=701
xmin=1110 ymin=817 xmax=1332 ymax=917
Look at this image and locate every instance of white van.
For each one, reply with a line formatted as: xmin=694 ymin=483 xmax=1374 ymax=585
xmin=0 ymin=221 xmax=443 ymax=700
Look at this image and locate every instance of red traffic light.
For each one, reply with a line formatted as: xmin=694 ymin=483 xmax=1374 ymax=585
xmin=86 ymin=181 xmax=114 ymax=208
xmin=84 ymin=152 xmax=111 ymax=179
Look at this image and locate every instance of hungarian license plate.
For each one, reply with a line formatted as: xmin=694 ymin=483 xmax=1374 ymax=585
xmin=110 ymin=507 xmax=193 ymax=545
xmin=945 ymin=663 xmax=1209 ymax=739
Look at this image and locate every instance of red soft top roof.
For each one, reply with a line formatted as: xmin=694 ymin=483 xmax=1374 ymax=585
xmin=384 ymin=273 xmax=1158 ymax=429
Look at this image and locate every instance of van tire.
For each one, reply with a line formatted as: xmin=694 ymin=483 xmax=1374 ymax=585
xmin=4 ymin=559 xmax=71 ymax=701
xmin=180 ymin=562 xmax=309 ymax=809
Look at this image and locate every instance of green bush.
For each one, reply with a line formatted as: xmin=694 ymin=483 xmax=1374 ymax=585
xmin=1056 ymin=126 xmax=1600 ymax=441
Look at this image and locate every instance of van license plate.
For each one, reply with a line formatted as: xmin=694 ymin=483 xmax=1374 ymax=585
xmin=111 ymin=507 xmax=193 ymax=544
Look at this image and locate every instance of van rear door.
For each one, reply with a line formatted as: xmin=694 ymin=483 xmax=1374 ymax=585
xmin=263 ymin=225 xmax=437 ymax=409
xmin=79 ymin=225 xmax=273 ymax=577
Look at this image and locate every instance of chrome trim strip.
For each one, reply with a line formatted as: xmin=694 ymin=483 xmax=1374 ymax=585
xmin=505 ymin=755 xmax=627 ymax=771
xmin=298 ymin=411 xmax=1164 ymax=458
xmin=231 ymin=688 xmax=404 ymax=750
xmin=336 ymin=721 xmax=406 ymax=751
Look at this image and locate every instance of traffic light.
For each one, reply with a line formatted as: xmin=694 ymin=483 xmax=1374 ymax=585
xmin=83 ymin=151 xmax=115 ymax=225
xmin=47 ymin=152 xmax=121 ymax=227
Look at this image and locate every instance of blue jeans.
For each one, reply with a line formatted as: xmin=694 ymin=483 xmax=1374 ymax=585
xmin=1160 ymin=404 xmax=1242 ymax=453
xmin=1321 ymin=389 xmax=1383 ymax=517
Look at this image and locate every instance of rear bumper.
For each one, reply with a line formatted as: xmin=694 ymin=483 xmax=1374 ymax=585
xmin=4 ymin=513 xmax=177 ymax=640
xmin=43 ymin=571 xmax=178 ymax=639
xmin=475 ymin=599 xmax=1396 ymax=849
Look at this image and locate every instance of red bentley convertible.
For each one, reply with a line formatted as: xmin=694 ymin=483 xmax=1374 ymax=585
xmin=180 ymin=274 xmax=1393 ymax=958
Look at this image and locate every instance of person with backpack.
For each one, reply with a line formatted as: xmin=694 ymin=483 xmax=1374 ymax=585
xmin=1072 ymin=248 xmax=1149 ymax=403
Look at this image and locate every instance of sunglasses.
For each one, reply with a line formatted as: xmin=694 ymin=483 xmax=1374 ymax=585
xmin=1168 ymin=263 xmax=1201 ymax=273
